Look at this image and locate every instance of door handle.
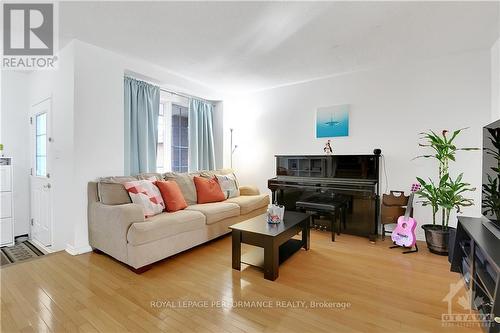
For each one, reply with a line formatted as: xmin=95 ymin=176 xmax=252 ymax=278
xmin=44 ymin=184 xmax=51 ymax=189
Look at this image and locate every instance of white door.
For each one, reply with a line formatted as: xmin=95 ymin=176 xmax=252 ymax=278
xmin=30 ymin=99 xmax=52 ymax=246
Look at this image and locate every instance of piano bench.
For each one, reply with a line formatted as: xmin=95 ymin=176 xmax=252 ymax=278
xmin=295 ymin=201 xmax=347 ymax=242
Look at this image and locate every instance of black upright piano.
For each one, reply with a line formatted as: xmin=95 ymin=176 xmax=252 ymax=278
xmin=268 ymin=154 xmax=380 ymax=238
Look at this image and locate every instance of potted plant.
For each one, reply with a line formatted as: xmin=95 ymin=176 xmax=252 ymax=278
xmin=482 ymin=128 xmax=500 ymax=220
xmin=415 ymin=129 xmax=477 ymax=255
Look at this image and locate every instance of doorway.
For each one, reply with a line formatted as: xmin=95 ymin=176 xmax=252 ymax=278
xmin=29 ymin=98 xmax=53 ymax=248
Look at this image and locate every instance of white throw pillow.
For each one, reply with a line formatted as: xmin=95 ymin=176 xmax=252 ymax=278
xmin=215 ymin=174 xmax=240 ymax=199
xmin=123 ymin=179 xmax=165 ymax=217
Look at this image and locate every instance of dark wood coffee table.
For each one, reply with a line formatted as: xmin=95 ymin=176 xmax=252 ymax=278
xmin=229 ymin=211 xmax=311 ymax=281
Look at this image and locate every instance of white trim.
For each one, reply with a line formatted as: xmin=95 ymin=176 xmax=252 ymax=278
xmin=65 ymin=244 xmax=92 ymax=256
xmin=30 ymin=238 xmax=54 ymax=254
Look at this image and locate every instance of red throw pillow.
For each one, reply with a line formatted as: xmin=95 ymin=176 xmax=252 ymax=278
xmin=193 ymin=176 xmax=225 ymax=204
xmin=155 ymin=180 xmax=188 ymax=212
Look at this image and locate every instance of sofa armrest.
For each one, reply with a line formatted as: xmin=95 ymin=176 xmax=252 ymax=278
xmin=239 ymin=185 xmax=260 ymax=196
xmin=88 ymin=202 xmax=145 ymax=262
xmin=94 ymin=202 xmax=145 ymax=232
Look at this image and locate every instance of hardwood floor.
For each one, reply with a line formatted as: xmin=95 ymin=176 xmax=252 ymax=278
xmin=1 ymin=231 xmax=479 ymax=333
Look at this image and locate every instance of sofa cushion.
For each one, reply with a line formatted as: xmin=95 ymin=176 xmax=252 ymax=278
xmin=186 ymin=202 xmax=240 ymax=225
xmin=97 ymin=176 xmax=137 ymax=205
xmin=164 ymin=172 xmax=200 ymax=206
xmin=200 ymin=168 xmax=235 ymax=177
xmin=226 ymin=194 xmax=270 ymax=215
xmin=127 ymin=210 xmax=205 ymax=246
xmin=137 ymin=172 xmax=164 ymax=181
xmin=238 ymin=185 xmax=260 ymax=196
xmin=97 ymin=183 xmax=132 ymax=205
xmin=99 ymin=176 xmax=137 ymax=183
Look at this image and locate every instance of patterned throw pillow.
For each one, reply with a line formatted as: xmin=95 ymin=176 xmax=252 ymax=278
xmin=123 ymin=179 xmax=165 ymax=217
xmin=215 ymin=173 xmax=240 ymax=199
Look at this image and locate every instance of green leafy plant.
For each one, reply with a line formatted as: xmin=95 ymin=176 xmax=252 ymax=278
xmin=438 ymin=173 xmax=475 ymax=227
xmin=415 ymin=177 xmax=440 ymax=225
xmin=416 ymin=128 xmax=478 ymax=178
xmin=415 ymin=129 xmax=477 ymax=228
xmin=482 ymin=128 xmax=500 ymax=219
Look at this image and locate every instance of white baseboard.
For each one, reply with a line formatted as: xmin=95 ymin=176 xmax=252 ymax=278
xmin=30 ymin=239 xmax=55 ymax=254
xmin=65 ymin=244 xmax=93 ymax=255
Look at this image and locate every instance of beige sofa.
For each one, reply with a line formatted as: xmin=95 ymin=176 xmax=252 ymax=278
xmin=88 ymin=169 xmax=269 ymax=272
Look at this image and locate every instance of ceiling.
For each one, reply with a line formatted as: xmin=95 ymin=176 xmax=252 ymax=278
xmin=60 ymin=1 xmax=500 ymax=93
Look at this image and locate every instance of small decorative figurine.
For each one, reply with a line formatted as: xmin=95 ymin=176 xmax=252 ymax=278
xmin=323 ymin=140 xmax=333 ymax=155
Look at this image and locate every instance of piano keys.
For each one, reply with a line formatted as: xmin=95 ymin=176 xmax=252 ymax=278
xmin=268 ymin=154 xmax=380 ymax=238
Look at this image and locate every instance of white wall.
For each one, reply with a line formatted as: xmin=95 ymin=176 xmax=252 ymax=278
xmin=0 ymin=71 xmax=31 ymax=237
xmin=224 ymin=50 xmax=491 ymax=240
xmin=492 ymin=38 xmax=500 ymax=120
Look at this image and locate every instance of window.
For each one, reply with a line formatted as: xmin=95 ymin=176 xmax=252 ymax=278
xmin=157 ymin=97 xmax=189 ymax=173
xmin=171 ymin=104 xmax=189 ymax=172
xmin=35 ymin=113 xmax=47 ymax=177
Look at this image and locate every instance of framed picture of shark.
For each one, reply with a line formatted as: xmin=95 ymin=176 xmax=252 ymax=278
xmin=316 ymin=104 xmax=349 ymax=138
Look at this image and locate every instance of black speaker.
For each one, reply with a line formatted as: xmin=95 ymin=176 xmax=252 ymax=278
xmin=373 ymin=148 xmax=382 ymax=155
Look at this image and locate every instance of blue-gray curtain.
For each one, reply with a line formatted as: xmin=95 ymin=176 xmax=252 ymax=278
xmin=124 ymin=77 xmax=160 ymax=175
xmin=189 ymin=98 xmax=216 ymax=171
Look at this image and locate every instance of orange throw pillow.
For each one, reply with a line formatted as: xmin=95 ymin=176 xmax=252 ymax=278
xmin=155 ymin=180 xmax=188 ymax=212
xmin=193 ymin=176 xmax=225 ymax=204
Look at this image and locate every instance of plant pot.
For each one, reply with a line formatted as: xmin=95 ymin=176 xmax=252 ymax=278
xmin=421 ymin=224 xmax=456 ymax=255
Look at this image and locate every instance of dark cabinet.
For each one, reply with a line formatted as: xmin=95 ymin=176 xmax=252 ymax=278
xmin=451 ymin=216 xmax=500 ymax=333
